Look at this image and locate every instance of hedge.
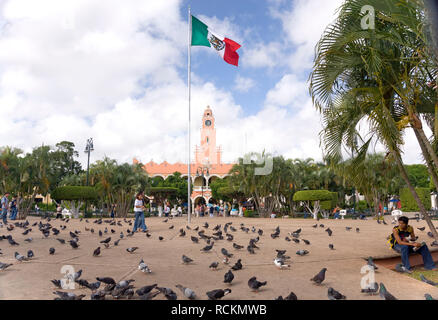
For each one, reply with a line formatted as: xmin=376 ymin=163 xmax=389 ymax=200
xmin=320 ymin=192 xmax=338 ymax=210
xmin=293 ymin=190 xmax=333 ymax=202
xmin=52 ymin=186 xmax=98 ymax=201
xmin=400 ymin=187 xmax=431 ymax=212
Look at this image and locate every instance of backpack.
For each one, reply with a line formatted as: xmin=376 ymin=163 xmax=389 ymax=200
xmin=387 ymin=225 xmax=413 ymax=249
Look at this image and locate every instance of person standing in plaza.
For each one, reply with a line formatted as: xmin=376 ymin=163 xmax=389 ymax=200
xmin=132 ymin=191 xmax=147 ymax=233
xmin=110 ymin=204 xmax=116 ymax=219
xmin=10 ymin=195 xmax=18 ymax=220
xmin=1 ymin=192 xmax=9 ymax=224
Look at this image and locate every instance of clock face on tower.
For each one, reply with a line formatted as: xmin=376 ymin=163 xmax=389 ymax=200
xmin=205 ymin=120 xmax=212 ymax=126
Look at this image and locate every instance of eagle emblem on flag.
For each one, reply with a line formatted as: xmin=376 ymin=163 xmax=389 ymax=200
xmin=208 ymin=33 xmax=225 ymax=51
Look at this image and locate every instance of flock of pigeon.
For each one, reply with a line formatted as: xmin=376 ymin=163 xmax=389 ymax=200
xmin=1 ymin=215 xmax=438 ymax=300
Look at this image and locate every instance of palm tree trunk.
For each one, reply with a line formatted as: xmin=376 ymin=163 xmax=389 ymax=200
xmin=391 ymin=149 xmax=438 ymax=240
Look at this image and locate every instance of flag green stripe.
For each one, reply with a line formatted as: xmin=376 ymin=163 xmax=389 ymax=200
xmin=191 ymin=15 xmax=210 ymax=47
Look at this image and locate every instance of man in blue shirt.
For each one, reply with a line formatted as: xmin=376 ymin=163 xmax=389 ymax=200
xmin=1 ymin=192 xmax=10 ymax=224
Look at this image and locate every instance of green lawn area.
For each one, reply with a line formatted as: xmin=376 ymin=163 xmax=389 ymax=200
xmin=407 ymin=269 xmax=438 ymax=285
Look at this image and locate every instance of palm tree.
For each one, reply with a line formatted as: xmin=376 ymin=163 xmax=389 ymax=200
xmin=309 ymin=0 xmax=438 ymax=238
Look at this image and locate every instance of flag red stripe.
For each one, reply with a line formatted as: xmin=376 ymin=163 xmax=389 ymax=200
xmin=223 ymin=38 xmax=241 ymax=66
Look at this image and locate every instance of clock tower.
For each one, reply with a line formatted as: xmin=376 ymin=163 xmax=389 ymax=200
xmin=195 ymin=106 xmax=221 ymax=165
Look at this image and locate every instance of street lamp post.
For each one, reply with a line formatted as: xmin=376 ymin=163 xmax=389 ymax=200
xmin=196 ymin=166 xmax=209 ymax=215
xmin=84 ymin=138 xmax=94 ymax=218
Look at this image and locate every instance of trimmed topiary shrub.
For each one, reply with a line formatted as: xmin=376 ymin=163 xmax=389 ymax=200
xmin=293 ymin=190 xmax=333 ymax=220
xmin=399 ymin=187 xmax=431 ymax=212
xmin=52 ymin=186 xmax=97 ymax=218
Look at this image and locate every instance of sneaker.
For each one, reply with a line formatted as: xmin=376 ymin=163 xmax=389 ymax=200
xmin=395 ymin=264 xmax=413 ymax=274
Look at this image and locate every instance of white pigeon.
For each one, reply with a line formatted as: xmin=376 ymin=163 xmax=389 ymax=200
xmin=138 ymin=259 xmax=152 ymax=273
xmin=274 ymin=258 xmax=290 ymax=269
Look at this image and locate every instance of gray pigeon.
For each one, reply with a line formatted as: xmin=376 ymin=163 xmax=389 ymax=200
xmin=15 ymin=252 xmax=28 ymax=262
xmin=0 ymin=262 xmax=13 ymax=270
xmin=329 ymin=244 xmax=334 ymax=250
xmin=209 ymin=262 xmax=219 ymax=270
xmin=126 ymin=247 xmax=139 ymax=253
xmin=49 ymin=247 xmax=55 ymax=255
xmin=310 ymin=268 xmax=327 ymax=284
xmin=176 ymin=284 xmax=197 ymax=300
xmin=367 ymin=257 xmax=378 ymax=270
xmin=201 ymin=242 xmax=214 ymax=252
xmin=425 ymin=293 xmax=436 ymax=300
xmin=182 ymin=255 xmax=194 ymax=264
xmin=328 ymin=287 xmax=346 ymax=300
xmin=248 ymin=276 xmax=267 ymax=292
xmin=420 ymin=274 xmax=438 ymax=286
xmin=224 ymin=270 xmax=234 ymax=284
xmin=221 ymin=248 xmax=233 ymax=258
xmin=379 ymin=283 xmax=397 ymax=300
xmin=206 ymin=288 xmax=231 ymax=300
xmin=296 ymin=249 xmax=309 ymax=256
xmin=27 ymin=250 xmax=34 ymax=259
xmin=53 ymin=291 xmax=86 ymax=300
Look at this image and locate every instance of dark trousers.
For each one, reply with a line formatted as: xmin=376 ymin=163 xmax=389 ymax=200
xmin=393 ymin=243 xmax=436 ymax=270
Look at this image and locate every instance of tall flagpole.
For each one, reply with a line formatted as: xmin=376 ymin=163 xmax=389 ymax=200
xmin=187 ymin=6 xmax=192 ymax=224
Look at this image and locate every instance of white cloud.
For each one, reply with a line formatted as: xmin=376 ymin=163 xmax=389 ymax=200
xmin=0 ymin=0 xmax=425 ymax=170
xmin=234 ymin=75 xmax=256 ymax=92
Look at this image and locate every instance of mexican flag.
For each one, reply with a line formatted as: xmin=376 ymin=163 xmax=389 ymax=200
xmin=191 ymin=15 xmax=241 ymax=67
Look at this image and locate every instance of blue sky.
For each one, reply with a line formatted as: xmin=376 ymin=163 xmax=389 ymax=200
xmin=0 ymin=0 xmax=427 ymax=166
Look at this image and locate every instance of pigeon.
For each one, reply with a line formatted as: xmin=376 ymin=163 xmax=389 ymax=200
xmin=138 ymin=258 xmax=152 ymax=273
xmin=328 ymin=287 xmax=346 ymax=300
xmin=15 ymin=252 xmax=28 ymax=262
xmin=157 ymin=287 xmax=177 ymax=300
xmin=69 ymin=269 xmax=82 ymax=282
xmin=248 ymin=276 xmax=267 ymax=292
xmin=329 ymin=244 xmax=334 ymax=250
xmin=201 ymin=242 xmax=214 ymax=252
xmin=258 ymin=229 xmax=263 ymax=236
xmin=136 ymin=284 xmax=158 ymax=296
xmin=100 ymin=237 xmax=111 ymax=244
xmin=51 ymin=279 xmax=62 ymax=289
xmin=114 ymin=239 xmax=120 ymax=246
xmin=224 ymin=270 xmax=234 ymax=284
xmin=325 ymin=228 xmax=333 ymax=236
xmin=274 ymin=257 xmax=290 ymax=269
xmin=169 ymin=225 xmax=174 ymax=230
xmin=126 ymin=247 xmax=139 ymax=254
xmin=361 ymin=282 xmax=379 ymax=295
xmin=420 ymin=274 xmax=438 ymax=286
xmin=320 ymin=224 xmax=324 ymax=228
xmin=163 ymin=219 xmax=168 ymax=223
xmin=87 ymin=281 xmax=101 ymax=291
xmin=346 ymin=227 xmax=352 ymax=231
xmin=310 ymin=268 xmax=327 ymax=284
xmin=7 ymin=236 xmax=19 ymax=246
xmin=367 ymin=257 xmax=378 ymax=270
xmin=379 ymin=283 xmax=397 ymax=300
xmin=53 ymin=291 xmax=86 ymax=300
xmin=206 ymin=289 xmax=232 ymax=300
xmin=247 ymin=245 xmax=255 ymax=254
xmin=427 ymin=232 xmax=434 ymax=238
xmin=176 ymin=284 xmax=197 ymax=300
xmin=182 ymin=255 xmax=194 ymax=264
xmin=158 ymin=236 xmax=164 ymax=241
xmin=296 ymin=249 xmax=309 ymax=256
xmin=425 ymin=294 xmax=436 ymax=300
xmin=0 ymin=262 xmax=13 ymax=270
xmin=191 ymin=236 xmax=199 ymax=243
xmin=69 ymin=240 xmax=79 ymax=249
xmin=99 ymin=230 xmax=103 ymax=237
xmin=27 ymin=250 xmax=34 ymax=259
xmin=418 ymin=227 xmax=426 ymax=231
xmin=312 ymin=224 xmax=318 ymax=228
xmin=24 ymin=238 xmax=33 ymax=243
xmin=96 ymin=277 xmax=115 ymax=285
xmin=209 ymin=262 xmax=219 ymax=270
xmin=93 ymin=247 xmax=101 ymax=257
xmin=139 ymin=290 xmax=161 ymax=300
xmin=56 ymin=238 xmax=65 ymax=244
xmin=280 ymin=292 xmax=298 ymax=300
xmin=221 ymin=248 xmax=233 ymax=258
xmin=203 ymin=222 xmax=209 ymax=229
xmin=302 ymin=239 xmax=310 ymax=245
xmin=356 ymin=228 xmax=360 ymax=233
xmin=49 ymin=247 xmax=55 ymax=255
xmin=231 ymin=259 xmax=242 ymax=271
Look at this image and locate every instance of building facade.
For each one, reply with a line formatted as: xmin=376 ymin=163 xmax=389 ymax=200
xmin=135 ymin=106 xmax=235 ymax=212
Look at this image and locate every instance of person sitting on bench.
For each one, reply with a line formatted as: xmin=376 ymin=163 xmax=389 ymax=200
xmin=388 ymin=216 xmax=437 ymax=273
